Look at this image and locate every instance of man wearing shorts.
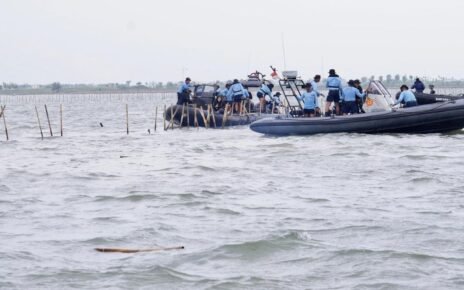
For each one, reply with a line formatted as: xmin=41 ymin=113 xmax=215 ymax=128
xmin=325 ymin=69 xmax=343 ymax=116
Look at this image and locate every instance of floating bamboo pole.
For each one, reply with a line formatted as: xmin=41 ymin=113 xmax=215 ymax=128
xmin=95 ymin=245 xmax=184 ymax=253
xmin=154 ymin=106 xmax=158 ymax=132
xmin=60 ymin=104 xmax=63 ymax=136
xmin=44 ymin=105 xmax=53 ymax=136
xmin=35 ymin=106 xmax=44 ymax=140
xmin=1 ymin=106 xmax=8 ymax=141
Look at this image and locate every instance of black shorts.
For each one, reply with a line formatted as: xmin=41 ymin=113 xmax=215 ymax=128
xmin=326 ymin=90 xmax=340 ymax=103
xmin=342 ymin=101 xmax=357 ymax=114
xmin=304 ymin=108 xmax=315 ymax=115
xmin=233 ymin=95 xmax=243 ymax=102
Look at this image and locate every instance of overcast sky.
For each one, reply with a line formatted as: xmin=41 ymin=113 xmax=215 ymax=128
xmin=1 ymin=0 xmax=463 ymax=84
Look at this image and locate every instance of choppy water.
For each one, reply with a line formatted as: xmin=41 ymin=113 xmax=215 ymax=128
xmin=1 ymin=94 xmax=464 ymax=289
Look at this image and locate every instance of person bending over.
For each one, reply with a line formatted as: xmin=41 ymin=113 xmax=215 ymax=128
xmin=394 ymin=85 xmax=418 ymax=108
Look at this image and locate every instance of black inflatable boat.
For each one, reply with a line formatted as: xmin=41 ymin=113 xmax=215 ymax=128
xmin=250 ymin=99 xmax=464 ymax=136
xmin=414 ymin=92 xmax=464 ymax=105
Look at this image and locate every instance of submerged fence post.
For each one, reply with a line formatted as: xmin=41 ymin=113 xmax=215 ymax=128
xmin=154 ymin=106 xmax=158 ymax=132
xmin=1 ymin=105 xmax=8 ymax=141
xmin=163 ymin=104 xmax=167 ymax=131
xmin=44 ymin=104 xmax=53 ymax=136
xmin=126 ymin=104 xmax=129 ymax=135
xmin=60 ymin=104 xmax=63 ymax=136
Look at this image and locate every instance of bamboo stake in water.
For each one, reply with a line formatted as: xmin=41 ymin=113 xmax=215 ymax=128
xmin=194 ymin=106 xmax=198 ymax=129
xmin=1 ymin=106 xmax=8 ymax=141
xmin=35 ymin=106 xmax=44 ymax=140
xmin=154 ymin=106 xmax=158 ymax=132
xmin=126 ymin=104 xmax=129 ymax=135
xmin=187 ymin=104 xmax=190 ymax=129
xmin=44 ymin=104 xmax=53 ymax=136
xmin=60 ymin=104 xmax=63 ymax=136
xmin=210 ymin=105 xmax=216 ymax=128
xmin=199 ymin=106 xmax=207 ymax=128
xmin=179 ymin=103 xmax=185 ymax=128
xmin=0 ymin=105 xmax=5 ymax=119
xmin=222 ymin=104 xmax=229 ymax=129
xmin=163 ymin=104 xmax=167 ymax=130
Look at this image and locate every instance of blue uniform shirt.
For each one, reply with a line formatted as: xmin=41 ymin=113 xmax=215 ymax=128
xmin=342 ymin=87 xmax=365 ymax=102
xmin=258 ymin=84 xmax=272 ymax=97
xmin=227 ymin=83 xmax=246 ymax=100
xmin=298 ymin=91 xmax=318 ymax=110
xmin=177 ymin=82 xmax=191 ymax=94
xmin=326 ymin=76 xmax=344 ymax=98
xmin=216 ymin=88 xmax=229 ymax=97
xmin=395 ymin=90 xmax=417 ymax=105
xmin=310 ymin=80 xmax=321 ymax=96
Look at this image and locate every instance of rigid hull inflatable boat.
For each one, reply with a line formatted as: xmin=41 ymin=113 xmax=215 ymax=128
xmin=250 ymin=80 xmax=464 ymax=135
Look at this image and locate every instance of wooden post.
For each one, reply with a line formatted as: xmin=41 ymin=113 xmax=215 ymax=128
xmin=60 ymin=104 xmax=63 ymax=136
xmin=179 ymin=103 xmax=185 ymax=128
xmin=210 ymin=105 xmax=216 ymax=128
xmin=44 ymin=104 xmax=53 ymax=136
xmin=170 ymin=105 xmax=174 ymax=130
xmin=126 ymin=104 xmax=129 ymax=135
xmin=35 ymin=106 xmax=44 ymax=140
xmin=194 ymin=106 xmax=198 ymax=129
xmin=199 ymin=106 xmax=207 ymax=128
xmin=163 ymin=104 xmax=167 ymax=130
xmin=154 ymin=106 xmax=158 ymax=132
xmin=186 ymin=103 xmax=190 ymax=129
xmin=222 ymin=104 xmax=229 ymax=129
xmin=271 ymin=102 xmax=275 ymax=115
xmin=1 ymin=106 xmax=8 ymax=141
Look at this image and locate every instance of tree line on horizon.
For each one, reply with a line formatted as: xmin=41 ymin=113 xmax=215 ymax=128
xmin=2 ymin=75 xmax=464 ymax=93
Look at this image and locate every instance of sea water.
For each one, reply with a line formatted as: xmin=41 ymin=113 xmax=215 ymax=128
xmin=1 ymin=93 xmax=464 ymax=289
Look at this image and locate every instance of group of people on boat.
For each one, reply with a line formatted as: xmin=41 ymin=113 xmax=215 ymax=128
xmin=176 ymin=69 xmax=429 ymax=118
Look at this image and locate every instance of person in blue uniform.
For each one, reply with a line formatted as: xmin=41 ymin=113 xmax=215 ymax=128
xmin=213 ymin=83 xmax=230 ymax=111
xmin=177 ymin=77 xmax=192 ymax=105
xmin=342 ymin=80 xmax=365 ymax=115
xmin=298 ymin=83 xmax=318 ymax=117
xmin=411 ymin=78 xmax=425 ymax=93
xmin=267 ymin=92 xmax=281 ymax=113
xmin=257 ymin=83 xmax=274 ymax=112
xmin=394 ymin=85 xmax=418 ymax=107
xmin=227 ymin=79 xmax=247 ymax=114
xmin=325 ymin=69 xmax=344 ymax=116
xmin=309 ymin=75 xmax=322 ymax=96
xmin=354 ymin=79 xmax=365 ymax=113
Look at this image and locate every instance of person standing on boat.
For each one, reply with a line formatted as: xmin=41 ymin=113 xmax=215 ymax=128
xmin=177 ymin=77 xmax=192 ymax=105
xmin=325 ymin=69 xmax=344 ymax=116
xmin=309 ymin=75 xmax=322 ymax=96
xmin=411 ymin=78 xmax=425 ymax=93
xmin=354 ymin=79 xmax=365 ymax=113
xmin=429 ymin=84 xmax=436 ymax=95
xmin=297 ymin=83 xmax=318 ymax=117
xmin=394 ymin=85 xmax=418 ymax=107
xmin=342 ymin=80 xmax=365 ymax=115
xmin=257 ymin=83 xmax=274 ymax=113
xmin=214 ymin=82 xmax=231 ymax=111
xmin=227 ymin=79 xmax=247 ymax=114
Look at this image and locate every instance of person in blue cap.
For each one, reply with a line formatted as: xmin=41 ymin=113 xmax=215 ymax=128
xmin=298 ymin=83 xmax=319 ymax=117
xmin=342 ymin=80 xmax=365 ymax=115
xmin=394 ymin=85 xmax=418 ymax=107
xmin=177 ymin=77 xmax=192 ymax=105
xmin=325 ymin=69 xmax=344 ymax=116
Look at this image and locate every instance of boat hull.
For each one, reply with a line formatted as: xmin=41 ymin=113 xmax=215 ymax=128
xmin=250 ymin=100 xmax=464 ymax=136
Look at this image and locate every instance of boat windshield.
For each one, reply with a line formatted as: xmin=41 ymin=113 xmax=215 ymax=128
xmin=363 ymin=81 xmax=394 ymax=113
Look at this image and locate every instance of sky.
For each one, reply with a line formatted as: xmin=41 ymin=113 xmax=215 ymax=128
xmin=1 ymin=0 xmax=463 ymax=84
